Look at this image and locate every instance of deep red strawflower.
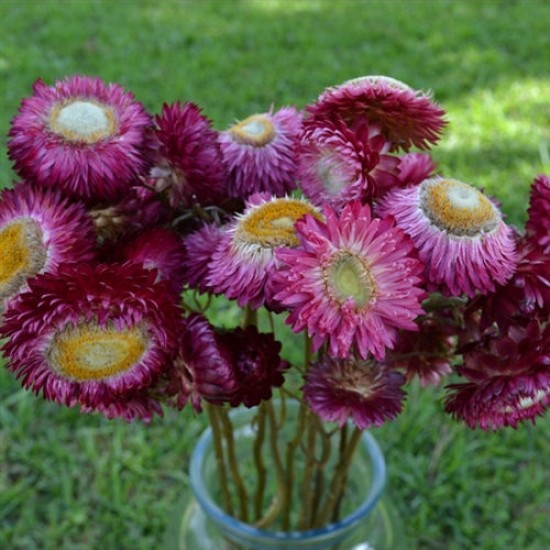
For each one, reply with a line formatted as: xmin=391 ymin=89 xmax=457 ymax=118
xmin=525 ymin=174 xmax=550 ymax=254
xmin=306 ymin=75 xmax=447 ymax=151
xmin=0 ymin=183 xmax=96 ymax=308
xmin=385 ymin=312 xmax=457 ymax=386
xmin=445 ymin=320 xmax=550 ymax=430
xmin=167 ymin=314 xmax=288 ymax=411
xmin=151 ymin=101 xmax=227 ymax=207
xmin=8 ymin=76 xmax=153 ymax=202
xmin=1 ymin=263 xmax=183 ymax=413
xmin=120 ymin=227 xmax=187 ymax=294
xmin=304 ymin=355 xmax=407 ymax=429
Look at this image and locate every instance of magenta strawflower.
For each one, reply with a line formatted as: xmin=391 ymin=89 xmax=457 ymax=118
xmin=151 ymin=102 xmax=227 ymax=207
xmin=377 ymin=176 xmax=518 ymax=297
xmin=120 ymin=227 xmax=187 ymax=294
xmin=307 ymin=75 xmax=447 ymax=151
xmin=8 ymin=76 xmax=153 ymax=202
xmin=445 ymin=321 xmax=550 ymax=430
xmin=0 ymin=183 xmax=96 ymax=308
xmin=526 ymin=174 xmax=550 ymax=254
xmin=219 ymin=107 xmax=302 ymax=197
xmin=80 ymin=390 xmax=164 ymax=423
xmin=304 ymin=355 xmax=406 ymax=429
xmin=298 ymin=116 xmax=399 ymax=208
xmin=207 ymin=194 xmax=321 ymax=309
xmin=1 ymin=263 xmax=182 ymax=413
xmin=272 ymin=201 xmax=426 ymax=360
xmin=182 ymin=223 xmax=226 ymax=293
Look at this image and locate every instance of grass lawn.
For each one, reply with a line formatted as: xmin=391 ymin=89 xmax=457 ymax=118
xmin=1 ymin=1 xmax=549 ymax=548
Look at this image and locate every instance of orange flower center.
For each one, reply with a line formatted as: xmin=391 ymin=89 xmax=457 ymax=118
xmin=47 ymin=323 xmax=148 ymax=381
xmin=49 ymin=99 xmax=117 ymax=144
xmin=229 ymin=114 xmax=276 ymax=147
xmin=236 ymin=198 xmax=321 ymax=248
xmin=0 ymin=218 xmax=46 ymax=299
xmin=420 ymin=178 xmax=499 ymax=236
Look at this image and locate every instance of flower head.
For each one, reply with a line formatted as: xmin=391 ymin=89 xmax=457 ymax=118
xmin=445 ymin=320 xmax=550 ymax=430
xmin=272 ymin=201 xmax=426 ymax=360
xmin=1 ymin=263 xmax=182 ymax=412
xmin=151 ymin=102 xmax=227 ymax=207
xmin=182 ymin=223 xmax=226 ymax=293
xmin=526 ymin=174 xmax=550 ymax=254
xmin=219 ymin=107 xmax=302 ymax=197
xmin=207 ymin=194 xmax=321 ymax=309
xmin=307 ymin=75 xmax=447 ymax=151
xmin=0 ymin=183 xmax=96 ymax=308
xmin=120 ymin=227 xmax=187 ymax=294
xmin=304 ymin=355 xmax=406 ymax=429
xmin=377 ymin=177 xmax=517 ymax=296
xmin=167 ymin=314 xmax=287 ymax=410
xmin=8 ymin=76 xmax=153 ymax=202
xmin=298 ymin=116 xmax=399 ymax=208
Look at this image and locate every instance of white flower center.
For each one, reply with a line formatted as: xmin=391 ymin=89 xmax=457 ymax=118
xmin=49 ymin=100 xmax=117 ymax=144
xmin=420 ymin=177 xmax=500 ymax=237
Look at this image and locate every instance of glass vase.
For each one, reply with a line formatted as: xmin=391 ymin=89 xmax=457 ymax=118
xmin=165 ymin=401 xmax=401 ymax=549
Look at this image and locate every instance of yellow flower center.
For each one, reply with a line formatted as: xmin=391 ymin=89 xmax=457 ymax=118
xmin=49 ymin=99 xmax=117 ymax=144
xmin=420 ymin=178 xmax=499 ymax=237
xmin=236 ymin=198 xmax=321 ymax=248
xmin=327 ymin=251 xmax=375 ymax=308
xmin=47 ymin=323 xmax=148 ymax=381
xmin=0 ymin=218 xmax=46 ymax=299
xmin=229 ymin=114 xmax=276 ymax=147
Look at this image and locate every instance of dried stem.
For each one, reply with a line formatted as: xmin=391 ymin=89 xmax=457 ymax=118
xmin=253 ymin=402 xmax=268 ymax=520
xmin=217 ymin=406 xmax=250 ymax=522
xmin=206 ymin=404 xmax=233 ymax=516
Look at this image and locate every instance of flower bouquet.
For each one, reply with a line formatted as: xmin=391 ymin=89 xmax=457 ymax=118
xmin=1 ymin=74 xmax=548 ymax=548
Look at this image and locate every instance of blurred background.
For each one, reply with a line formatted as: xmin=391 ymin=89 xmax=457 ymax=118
xmin=0 ymin=1 xmax=549 ymax=548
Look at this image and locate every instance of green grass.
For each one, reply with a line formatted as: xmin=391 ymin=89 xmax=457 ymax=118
xmin=1 ymin=0 xmax=549 ymax=548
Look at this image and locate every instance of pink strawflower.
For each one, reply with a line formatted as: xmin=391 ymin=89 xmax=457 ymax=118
xmin=307 ymin=75 xmax=447 ymax=151
xmin=377 ymin=176 xmax=517 ymax=297
xmin=120 ymin=227 xmax=187 ymax=294
xmin=298 ymin=116 xmax=399 ymax=208
xmin=304 ymin=355 xmax=406 ymax=429
xmin=272 ymin=201 xmax=426 ymax=360
xmin=219 ymin=107 xmax=302 ymax=197
xmin=151 ymin=102 xmax=227 ymax=207
xmin=1 ymin=263 xmax=182 ymax=413
xmin=182 ymin=223 xmax=226 ymax=293
xmin=445 ymin=321 xmax=550 ymax=430
xmin=207 ymin=194 xmax=321 ymax=309
xmin=0 ymin=183 xmax=96 ymax=307
xmin=526 ymin=174 xmax=550 ymax=254
xmin=395 ymin=152 xmax=436 ymax=187
xmin=8 ymin=76 xmax=153 ymax=202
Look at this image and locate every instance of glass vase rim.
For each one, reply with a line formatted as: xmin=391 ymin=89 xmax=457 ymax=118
xmin=189 ymin=401 xmax=386 ymax=543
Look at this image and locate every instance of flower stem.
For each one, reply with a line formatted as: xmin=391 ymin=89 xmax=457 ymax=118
xmin=206 ymin=404 xmax=233 ymax=517
xmin=315 ymin=426 xmax=363 ymax=527
xmin=253 ymin=402 xmax=268 ymax=521
xmin=217 ymin=406 xmax=250 ymax=522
